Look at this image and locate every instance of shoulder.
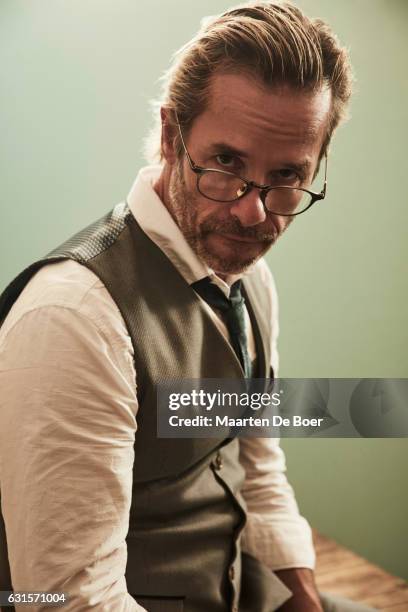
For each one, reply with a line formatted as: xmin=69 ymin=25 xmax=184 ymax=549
xmin=0 ymin=259 xmax=132 ymax=361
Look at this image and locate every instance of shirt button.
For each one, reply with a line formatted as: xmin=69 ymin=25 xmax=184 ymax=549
xmin=229 ymin=565 xmax=235 ymax=580
xmin=213 ymin=452 xmax=223 ymax=470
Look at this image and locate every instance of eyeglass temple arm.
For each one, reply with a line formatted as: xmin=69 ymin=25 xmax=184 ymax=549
xmin=175 ymin=112 xmax=197 ymax=171
xmin=321 ymin=152 xmax=328 ymax=196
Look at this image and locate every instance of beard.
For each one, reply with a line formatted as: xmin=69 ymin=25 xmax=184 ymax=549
xmin=168 ymin=160 xmax=280 ymax=275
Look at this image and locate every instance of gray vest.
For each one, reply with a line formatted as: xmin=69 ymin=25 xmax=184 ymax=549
xmin=0 ymin=202 xmax=289 ymax=612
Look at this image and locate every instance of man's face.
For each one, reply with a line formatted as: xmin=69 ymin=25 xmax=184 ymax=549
xmin=165 ymin=73 xmax=331 ymax=276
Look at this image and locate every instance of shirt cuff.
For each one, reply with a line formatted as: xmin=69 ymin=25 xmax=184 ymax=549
xmin=241 ymin=511 xmax=316 ymax=571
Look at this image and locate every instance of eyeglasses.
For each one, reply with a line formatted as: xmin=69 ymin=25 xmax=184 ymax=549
xmin=176 ymin=115 xmax=328 ymax=217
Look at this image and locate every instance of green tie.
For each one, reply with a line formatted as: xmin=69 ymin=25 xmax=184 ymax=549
xmin=192 ymin=277 xmax=252 ymax=378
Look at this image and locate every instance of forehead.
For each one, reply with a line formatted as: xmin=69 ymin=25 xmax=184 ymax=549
xmin=192 ymin=72 xmax=331 ymax=157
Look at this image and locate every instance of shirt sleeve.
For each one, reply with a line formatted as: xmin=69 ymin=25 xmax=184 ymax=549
xmin=0 ymin=302 xmax=146 ymax=611
xmin=239 ymin=261 xmax=315 ymax=571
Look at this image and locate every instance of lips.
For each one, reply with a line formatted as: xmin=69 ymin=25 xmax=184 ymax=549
xmin=218 ymin=232 xmax=273 ymax=244
xmin=218 ymin=233 xmax=262 ymax=243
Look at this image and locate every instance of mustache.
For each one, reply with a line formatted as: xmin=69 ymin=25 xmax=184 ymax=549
xmin=198 ymin=217 xmax=278 ymax=242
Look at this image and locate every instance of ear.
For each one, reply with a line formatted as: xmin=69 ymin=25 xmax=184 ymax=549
xmin=160 ymin=106 xmax=178 ymax=164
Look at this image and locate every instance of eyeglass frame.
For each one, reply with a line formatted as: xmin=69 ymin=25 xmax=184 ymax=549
xmin=175 ymin=113 xmax=328 ymax=217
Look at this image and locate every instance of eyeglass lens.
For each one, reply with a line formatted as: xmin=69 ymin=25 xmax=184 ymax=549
xmin=198 ymin=170 xmax=312 ymax=215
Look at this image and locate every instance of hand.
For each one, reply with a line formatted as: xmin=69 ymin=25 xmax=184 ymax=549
xmin=275 ymin=567 xmax=324 ymax=612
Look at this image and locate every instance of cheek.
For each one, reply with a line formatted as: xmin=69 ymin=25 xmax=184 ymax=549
xmin=197 ymin=202 xmax=219 ymax=221
xmin=191 ymin=197 xmax=223 ymax=227
xmin=180 ymin=162 xmax=225 ymax=222
xmin=281 ymin=216 xmax=295 ymax=233
xmin=198 ymin=192 xmax=233 ymax=219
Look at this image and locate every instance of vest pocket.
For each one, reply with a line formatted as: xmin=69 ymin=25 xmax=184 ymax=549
xmin=130 ymin=595 xmax=184 ymax=612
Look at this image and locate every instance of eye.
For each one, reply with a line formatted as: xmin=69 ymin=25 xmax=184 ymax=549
xmin=278 ymin=169 xmax=298 ymax=180
xmin=273 ymin=168 xmax=303 ymax=186
xmin=215 ymin=154 xmax=236 ymax=168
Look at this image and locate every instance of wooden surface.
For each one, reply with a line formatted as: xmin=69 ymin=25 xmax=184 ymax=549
xmin=313 ymin=531 xmax=408 ymax=611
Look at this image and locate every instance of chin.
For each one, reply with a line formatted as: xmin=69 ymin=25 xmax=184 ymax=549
xmin=198 ymin=236 xmax=272 ymax=275
xmin=200 ymin=249 xmax=264 ymax=275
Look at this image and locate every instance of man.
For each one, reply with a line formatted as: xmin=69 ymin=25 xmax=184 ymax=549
xmin=0 ymin=2 xmax=376 ymax=611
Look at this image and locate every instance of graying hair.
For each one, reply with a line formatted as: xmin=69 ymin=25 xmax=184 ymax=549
xmin=143 ymin=0 xmax=353 ymax=163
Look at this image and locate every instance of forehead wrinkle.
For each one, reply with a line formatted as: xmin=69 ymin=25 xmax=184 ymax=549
xmin=206 ymin=73 xmax=330 ymax=147
xmin=210 ymin=95 xmax=324 ymax=140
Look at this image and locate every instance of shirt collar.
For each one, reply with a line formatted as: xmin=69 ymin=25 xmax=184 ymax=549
xmin=126 ymin=165 xmax=248 ymax=298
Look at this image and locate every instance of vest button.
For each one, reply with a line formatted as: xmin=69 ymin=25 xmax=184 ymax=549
xmin=228 ymin=565 xmax=235 ymax=580
xmin=213 ymin=452 xmax=223 ymax=470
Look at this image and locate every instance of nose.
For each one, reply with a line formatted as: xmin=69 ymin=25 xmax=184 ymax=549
xmin=229 ymin=189 xmax=267 ymax=227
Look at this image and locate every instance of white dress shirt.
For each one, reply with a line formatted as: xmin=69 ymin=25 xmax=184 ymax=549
xmin=0 ymin=165 xmax=315 ymax=611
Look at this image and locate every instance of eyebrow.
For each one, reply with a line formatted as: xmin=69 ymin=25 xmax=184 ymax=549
xmin=208 ymin=142 xmax=249 ymax=158
xmin=206 ymin=142 xmax=312 ymax=174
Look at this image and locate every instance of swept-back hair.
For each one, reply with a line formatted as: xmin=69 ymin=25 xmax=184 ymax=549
xmin=144 ymin=0 xmax=353 ymax=162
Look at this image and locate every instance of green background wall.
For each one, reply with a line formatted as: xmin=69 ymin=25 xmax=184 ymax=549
xmin=1 ymin=0 xmax=407 ymax=580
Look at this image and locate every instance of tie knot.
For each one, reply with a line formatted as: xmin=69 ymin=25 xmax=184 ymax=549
xmin=191 ymin=277 xmax=244 ymax=312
